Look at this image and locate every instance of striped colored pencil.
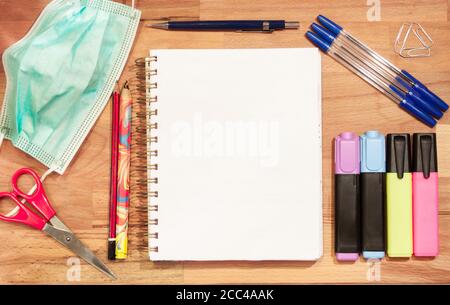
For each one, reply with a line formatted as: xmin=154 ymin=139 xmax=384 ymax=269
xmin=115 ymin=81 xmax=132 ymax=259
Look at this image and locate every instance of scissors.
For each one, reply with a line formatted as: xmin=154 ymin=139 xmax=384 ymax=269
xmin=0 ymin=168 xmax=116 ymax=279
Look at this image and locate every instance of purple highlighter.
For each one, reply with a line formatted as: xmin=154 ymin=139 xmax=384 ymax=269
xmin=334 ymin=132 xmax=361 ymax=261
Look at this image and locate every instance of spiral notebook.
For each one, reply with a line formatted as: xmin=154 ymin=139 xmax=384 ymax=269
xmin=135 ymin=48 xmax=322 ymax=261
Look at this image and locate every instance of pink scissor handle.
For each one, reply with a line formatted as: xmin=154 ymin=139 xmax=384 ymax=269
xmin=0 ymin=192 xmax=46 ymax=230
xmin=11 ymin=168 xmax=56 ymax=222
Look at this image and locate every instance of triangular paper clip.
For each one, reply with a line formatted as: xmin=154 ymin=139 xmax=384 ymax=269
xmin=394 ymin=23 xmax=433 ymax=58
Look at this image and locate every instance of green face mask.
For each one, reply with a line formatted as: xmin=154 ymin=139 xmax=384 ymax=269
xmin=0 ymin=0 xmax=140 ymax=174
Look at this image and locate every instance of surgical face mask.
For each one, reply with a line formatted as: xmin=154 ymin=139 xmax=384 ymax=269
xmin=0 ymin=0 xmax=140 ymax=175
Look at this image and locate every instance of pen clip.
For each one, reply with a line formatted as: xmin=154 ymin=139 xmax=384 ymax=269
xmin=236 ymin=21 xmax=274 ymax=33
xmin=420 ymin=135 xmax=432 ymax=179
xmin=235 ymin=29 xmax=274 ymax=33
xmin=394 ymin=136 xmax=406 ymax=179
xmin=413 ymin=133 xmax=438 ymax=179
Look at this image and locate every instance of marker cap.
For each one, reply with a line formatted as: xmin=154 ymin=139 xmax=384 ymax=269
xmin=360 ymin=131 xmax=385 ymax=173
xmin=413 ymin=133 xmax=438 ymax=178
xmin=336 ymin=253 xmax=359 ymax=261
xmin=386 ymin=134 xmax=411 ymax=178
xmin=335 ymin=132 xmax=360 ymax=174
xmin=363 ymin=251 xmax=385 ymax=260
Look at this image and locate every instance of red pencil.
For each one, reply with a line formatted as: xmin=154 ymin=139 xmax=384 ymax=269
xmin=108 ymin=89 xmax=121 ymax=260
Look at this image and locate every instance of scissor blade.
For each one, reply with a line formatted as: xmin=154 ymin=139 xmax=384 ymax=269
xmin=48 ymin=216 xmax=71 ymax=232
xmin=43 ymin=224 xmax=117 ymax=280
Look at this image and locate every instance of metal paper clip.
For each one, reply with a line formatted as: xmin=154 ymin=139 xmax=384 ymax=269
xmin=394 ymin=23 xmax=433 ymax=58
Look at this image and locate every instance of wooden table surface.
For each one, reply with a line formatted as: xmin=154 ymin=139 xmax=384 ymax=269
xmin=0 ymin=0 xmax=449 ymax=284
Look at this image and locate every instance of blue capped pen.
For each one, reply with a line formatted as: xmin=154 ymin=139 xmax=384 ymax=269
xmin=316 ymin=15 xmax=449 ymax=113
xmin=311 ymin=23 xmax=442 ymax=120
xmin=306 ymin=27 xmax=437 ymax=127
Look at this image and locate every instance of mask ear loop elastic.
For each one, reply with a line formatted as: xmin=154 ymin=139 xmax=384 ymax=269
xmin=40 ymin=163 xmax=58 ymax=181
xmin=0 ymin=132 xmax=5 ymax=149
xmin=0 ymin=130 xmax=55 ymax=181
xmin=0 ymin=127 xmax=58 ymax=218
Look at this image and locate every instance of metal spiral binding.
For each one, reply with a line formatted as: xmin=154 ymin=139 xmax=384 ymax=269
xmin=133 ymin=55 xmax=159 ymax=254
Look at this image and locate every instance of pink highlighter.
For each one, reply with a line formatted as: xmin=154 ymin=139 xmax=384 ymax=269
xmin=412 ymin=133 xmax=439 ymax=257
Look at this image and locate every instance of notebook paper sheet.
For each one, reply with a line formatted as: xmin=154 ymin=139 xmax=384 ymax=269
xmin=148 ymin=48 xmax=322 ymax=261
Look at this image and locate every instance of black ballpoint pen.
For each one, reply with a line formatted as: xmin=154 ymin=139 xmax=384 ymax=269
xmin=147 ymin=20 xmax=300 ymax=32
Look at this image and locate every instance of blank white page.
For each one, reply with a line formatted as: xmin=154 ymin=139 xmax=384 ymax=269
xmin=148 ymin=48 xmax=322 ymax=261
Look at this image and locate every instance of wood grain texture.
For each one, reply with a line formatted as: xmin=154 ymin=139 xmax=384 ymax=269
xmin=0 ymin=0 xmax=449 ymax=284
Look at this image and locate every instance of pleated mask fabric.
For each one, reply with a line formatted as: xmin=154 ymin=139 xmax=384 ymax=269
xmin=0 ymin=0 xmax=141 ymax=174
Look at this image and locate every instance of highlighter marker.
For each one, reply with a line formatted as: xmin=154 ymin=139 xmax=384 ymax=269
xmin=386 ymin=134 xmax=413 ymax=257
xmin=334 ymin=132 xmax=360 ymax=261
xmin=413 ymin=133 xmax=439 ymax=257
xmin=360 ymin=131 xmax=385 ymax=260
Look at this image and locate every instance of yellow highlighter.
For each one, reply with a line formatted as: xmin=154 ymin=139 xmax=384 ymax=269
xmin=386 ymin=134 xmax=413 ymax=257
